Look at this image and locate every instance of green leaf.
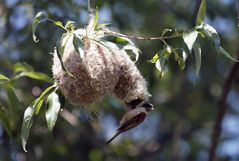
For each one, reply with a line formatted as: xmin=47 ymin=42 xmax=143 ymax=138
xmin=45 ymin=92 xmax=61 ymax=132
xmin=183 ymin=30 xmax=198 ymax=51
xmin=53 ymin=21 xmax=65 ymax=28
xmin=148 ymin=53 xmax=159 ymax=63
xmin=199 ymin=23 xmax=220 ymax=50
xmin=13 ymin=62 xmax=33 ymax=73
xmin=33 ymin=84 xmax=57 ymax=114
xmin=218 ymin=47 xmax=239 ymax=62
xmin=32 ymin=11 xmax=48 ymax=42
xmin=5 ymin=86 xmax=21 ymax=130
xmin=97 ymin=23 xmax=111 ymax=29
xmin=123 ymin=44 xmax=141 ymax=62
xmin=165 ymin=45 xmax=172 ymax=55
xmin=73 ymin=34 xmax=84 ymax=59
xmin=98 ymin=40 xmax=120 ymax=50
xmin=193 ymin=42 xmax=202 ymax=78
xmin=56 ymin=33 xmax=73 ymax=76
xmin=15 ymin=71 xmax=51 ymax=82
xmin=0 ymin=104 xmax=12 ymax=137
xmin=162 ymin=28 xmax=173 ymax=36
xmin=174 ymin=49 xmax=188 ymax=70
xmin=114 ymin=37 xmax=131 ymax=45
xmin=92 ymin=7 xmax=99 ymax=31
xmin=21 ymin=106 xmax=34 ymax=152
xmin=65 ymin=21 xmax=75 ymax=31
xmin=58 ymin=33 xmax=71 ymax=56
xmin=196 ymin=0 xmax=206 ymax=25
xmin=0 ymin=74 xmax=10 ymax=85
xmin=34 ymin=99 xmax=44 ymax=115
xmin=155 ymin=58 xmax=167 ymax=78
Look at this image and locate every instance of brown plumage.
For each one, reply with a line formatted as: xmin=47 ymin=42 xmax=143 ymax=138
xmin=106 ymin=102 xmax=154 ymax=144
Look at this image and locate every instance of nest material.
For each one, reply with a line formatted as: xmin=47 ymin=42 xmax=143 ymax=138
xmin=52 ymin=29 xmax=150 ymax=106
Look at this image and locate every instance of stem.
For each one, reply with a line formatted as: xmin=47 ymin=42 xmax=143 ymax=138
xmin=88 ymin=0 xmax=92 ymax=13
xmin=102 ymin=28 xmax=182 ymax=41
xmin=238 ymin=0 xmax=239 ymax=29
xmin=208 ymin=53 xmax=239 ymax=161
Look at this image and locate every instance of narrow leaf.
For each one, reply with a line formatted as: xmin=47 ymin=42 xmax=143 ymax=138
xmin=6 ymin=86 xmax=21 ymax=125
xmin=183 ymin=30 xmax=198 ymax=51
xmin=65 ymin=21 xmax=75 ymax=31
xmin=98 ymin=40 xmax=120 ymax=50
xmin=33 ymin=84 xmax=57 ymax=114
xmin=115 ymin=37 xmax=131 ymax=45
xmin=32 ymin=11 xmax=48 ymax=42
xmin=0 ymin=104 xmax=12 ymax=137
xmin=155 ymin=58 xmax=167 ymax=78
xmin=148 ymin=53 xmax=159 ymax=63
xmin=58 ymin=33 xmax=71 ymax=56
xmin=34 ymin=99 xmax=44 ymax=115
xmin=0 ymin=74 xmax=10 ymax=85
xmin=173 ymin=49 xmax=187 ymax=70
xmin=21 ymin=106 xmax=34 ymax=152
xmin=13 ymin=62 xmax=33 ymax=73
xmin=193 ymin=42 xmax=202 ymax=78
xmin=123 ymin=44 xmax=141 ymax=62
xmin=56 ymin=33 xmax=73 ymax=76
xmin=23 ymin=72 xmax=51 ymax=82
xmin=97 ymin=23 xmax=111 ymax=29
xmin=196 ymin=0 xmax=206 ymax=25
xmin=14 ymin=71 xmax=51 ymax=82
xmin=162 ymin=29 xmax=173 ymax=36
xmin=218 ymin=47 xmax=239 ymax=62
xmin=73 ymin=34 xmax=84 ymax=59
xmin=92 ymin=7 xmax=99 ymax=31
xmin=45 ymin=92 xmax=61 ymax=132
xmin=201 ymin=23 xmax=220 ymax=50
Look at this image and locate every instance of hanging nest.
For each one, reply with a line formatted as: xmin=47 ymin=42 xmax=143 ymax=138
xmin=52 ymin=14 xmax=151 ymax=107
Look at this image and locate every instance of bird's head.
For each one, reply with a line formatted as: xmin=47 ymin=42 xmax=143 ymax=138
xmin=125 ymin=98 xmax=154 ymax=112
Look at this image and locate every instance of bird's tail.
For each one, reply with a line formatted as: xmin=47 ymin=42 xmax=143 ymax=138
xmin=106 ymin=131 xmax=120 ymax=144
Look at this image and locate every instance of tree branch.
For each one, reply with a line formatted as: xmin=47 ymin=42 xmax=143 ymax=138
xmin=88 ymin=0 xmax=92 ymax=13
xmin=237 ymin=0 xmax=239 ymax=29
xmin=101 ymin=28 xmax=182 ymax=41
xmin=208 ymin=53 xmax=239 ymax=161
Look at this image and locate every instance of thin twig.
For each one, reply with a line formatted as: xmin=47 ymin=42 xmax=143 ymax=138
xmin=237 ymin=0 xmax=239 ymax=29
xmin=208 ymin=2 xmax=239 ymax=160
xmin=88 ymin=0 xmax=91 ymax=13
xmin=208 ymin=54 xmax=239 ymax=161
xmin=101 ymin=28 xmax=182 ymax=41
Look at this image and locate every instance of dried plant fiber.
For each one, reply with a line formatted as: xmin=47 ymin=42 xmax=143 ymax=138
xmin=52 ymin=29 xmax=150 ymax=106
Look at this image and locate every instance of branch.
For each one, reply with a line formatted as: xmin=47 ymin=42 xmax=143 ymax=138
xmin=238 ymin=0 xmax=239 ymax=29
xmin=102 ymin=28 xmax=182 ymax=41
xmin=208 ymin=53 xmax=239 ymax=161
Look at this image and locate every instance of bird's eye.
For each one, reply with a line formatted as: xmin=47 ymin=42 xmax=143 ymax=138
xmin=142 ymin=102 xmax=154 ymax=109
xmin=126 ymin=98 xmax=143 ymax=109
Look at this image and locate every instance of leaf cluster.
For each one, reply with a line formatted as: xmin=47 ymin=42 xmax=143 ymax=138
xmin=148 ymin=0 xmax=238 ymax=78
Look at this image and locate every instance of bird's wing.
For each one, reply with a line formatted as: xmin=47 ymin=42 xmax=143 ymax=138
xmin=118 ymin=112 xmax=146 ymax=132
xmin=119 ymin=107 xmax=147 ymax=126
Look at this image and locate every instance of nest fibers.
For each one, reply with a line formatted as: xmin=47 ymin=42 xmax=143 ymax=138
xmin=52 ymin=28 xmax=151 ymax=106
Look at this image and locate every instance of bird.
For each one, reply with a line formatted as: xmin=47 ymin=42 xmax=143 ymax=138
xmin=106 ymin=101 xmax=154 ymax=144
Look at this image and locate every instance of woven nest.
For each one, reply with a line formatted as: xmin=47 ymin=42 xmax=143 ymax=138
xmin=52 ymin=29 xmax=150 ymax=106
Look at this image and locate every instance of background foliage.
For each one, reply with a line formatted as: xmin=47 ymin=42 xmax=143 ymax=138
xmin=0 ymin=0 xmax=238 ymax=161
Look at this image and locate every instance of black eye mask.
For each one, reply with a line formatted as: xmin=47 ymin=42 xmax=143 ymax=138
xmin=126 ymin=99 xmax=154 ymax=111
xmin=126 ymin=99 xmax=143 ymax=109
xmin=142 ymin=102 xmax=154 ymax=111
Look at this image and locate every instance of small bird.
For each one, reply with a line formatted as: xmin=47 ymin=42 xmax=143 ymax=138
xmin=106 ymin=101 xmax=154 ymax=144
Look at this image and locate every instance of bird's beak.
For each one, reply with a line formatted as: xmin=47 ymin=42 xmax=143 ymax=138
xmin=142 ymin=102 xmax=154 ymax=111
xmin=149 ymin=103 xmax=154 ymax=111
